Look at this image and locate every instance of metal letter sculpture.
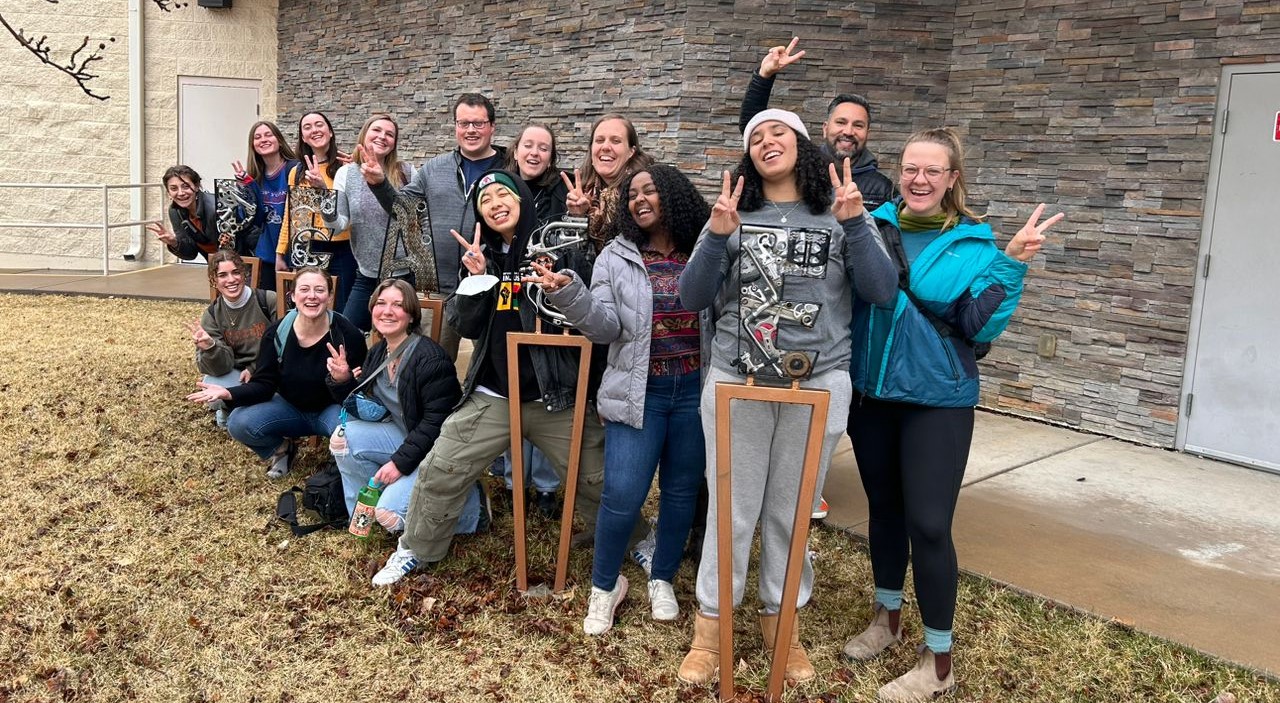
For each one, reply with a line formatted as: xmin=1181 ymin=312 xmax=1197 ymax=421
xmin=214 ymin=179 xmax=257 ymax=250
xmin=508 ymin=218 xmax=595 ymax=595
xmin=712 ymin=223 xmax=833 ymax=700
xmin=379 ymin=193 xmax=439 ymax=295
xmin=286 ymin=186 xmax=337 ymax=269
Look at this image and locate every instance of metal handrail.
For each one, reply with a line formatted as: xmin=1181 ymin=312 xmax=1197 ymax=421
xmin=0 ymin=182 xmax=163 ymax=275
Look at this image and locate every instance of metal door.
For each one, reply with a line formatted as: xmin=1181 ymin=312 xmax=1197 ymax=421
xmin=178 ymin=76 xmax=260 ymax=183
xmin=1181 ymin=68 xmax=1280 ymax=472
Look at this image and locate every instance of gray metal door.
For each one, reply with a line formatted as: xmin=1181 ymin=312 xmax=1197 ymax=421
xmin=1182 ymin=69 xmax=1280 ymax=472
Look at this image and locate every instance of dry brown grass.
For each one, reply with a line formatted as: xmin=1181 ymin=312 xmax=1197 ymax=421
xmin=0 ymin=293 xmax=1276 ymax=703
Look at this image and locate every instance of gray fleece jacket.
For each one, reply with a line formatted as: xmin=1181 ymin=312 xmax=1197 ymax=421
xmin=679 ymin=206 xmax=896 ymax=381
xmin=545 ymin=235 xmax=708 ymax=429
xmin=371 ymin=147 xmax=507 ymax=295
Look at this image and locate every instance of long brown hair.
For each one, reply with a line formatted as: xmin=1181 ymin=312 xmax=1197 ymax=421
xmin=245 ymin=121 xmax=298 ymax=181
xmin=578 ymin=114 xmax=653 ymax=195
xmin=295 ymin=111 xmax=340 ymax=180
xmin=901 ymin=127 xmax=985 ymax=231
xmin=354 ymin=113 xmax=406 ymax=189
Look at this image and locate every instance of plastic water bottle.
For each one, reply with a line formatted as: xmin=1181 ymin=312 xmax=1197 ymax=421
xmin=349 ymin=478 xmax=381 ymax=538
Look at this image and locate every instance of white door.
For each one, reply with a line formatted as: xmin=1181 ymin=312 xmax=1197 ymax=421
xmin=1181 ymin=68 xmax=1280 ymax=473
xmin=178 ymin=76 xmax=260 ymax=183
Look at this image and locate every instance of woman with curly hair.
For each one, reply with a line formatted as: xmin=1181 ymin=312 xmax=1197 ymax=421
xmin=530 ymin=164 xmax=711 ymax=635
xmin=561 ymin=114 xmax=655 ymax=249
xmin=676 ymin=109 xmax=898 ymax=684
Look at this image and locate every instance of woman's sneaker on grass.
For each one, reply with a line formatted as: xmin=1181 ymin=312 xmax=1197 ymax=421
xmin=630 ymin=527 xmax=657 ymax=577
xmin=265 ymin=439 xmax=293 ymax=479
xmin=583 ymin=575 xmax=628 ymax=635
xmin=647 ymin=579 xmax=679 ymax=621
xmin=372 ymin=544 xmax=419 ymax=586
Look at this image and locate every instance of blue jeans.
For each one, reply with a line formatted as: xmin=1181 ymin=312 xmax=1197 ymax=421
xmin=226 ymin=395 xmax=341 ymax=459
xmin=592 ymin=370 xmax=705 ymax=589
xmin=334 ymin=418 xmax=482 ymax=534
xmin=495 ymin=440 xmax=561 ymax=493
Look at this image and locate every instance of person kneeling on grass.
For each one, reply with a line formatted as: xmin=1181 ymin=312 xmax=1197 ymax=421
xmin=188 ymin=250 xmax=277 ymax=428
xmin=326 ymin=278 xmax=486 ymax=535
xmin=187 ymin=266 xmax=366 ymax=478
xmin=371 ymin=169 xmax=611 ymax=587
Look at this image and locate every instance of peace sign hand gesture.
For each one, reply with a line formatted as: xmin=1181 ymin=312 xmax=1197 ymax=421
xmin=522 ymin=260 xmax=572 ymax=294
xmin=326 ymin=342 xmax=352 ymax=383
xmin=147 ymin=221 xmax=176 ymax=247
xmin=303 ymin=155 xmax=326 ymax=188
xmin=452 ymin=224 xmax=487 ymax=275
xmin=231 ymin=160 xmax=249 ymax=182
xmin=356 ymin=144 xmax=385 ymax=186
xmin=185 ymin=318 xmax=214 ymax=351
xmin=1005 ymin=204 xmax=1064 ymax=262
xmin=709 ymin=170 xmax=744 ymax=236
xmin=829 ymin=158 xmax=865 ymax=222
xmin=561 ymin=169 xmax=591 ymax=216
xmin=760 ymin=37 xmax=805 ymax=78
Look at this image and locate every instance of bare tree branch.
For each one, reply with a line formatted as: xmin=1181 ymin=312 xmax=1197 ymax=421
xmin=1 ymin=0 xmax=187 ymax=101
xmin=0 ymin=12 xmax=114 ymax=100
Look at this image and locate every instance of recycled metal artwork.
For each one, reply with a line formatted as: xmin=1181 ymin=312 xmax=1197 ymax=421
xmin=214 ymin=179 xmax=257 ymax=250
xmin=379 ymin=194 xmax=438 ymax=294
xmin=735 ymin=224 xmax=829 ymax=379
xmin=286 ymin=186 xmax=337 ymax=269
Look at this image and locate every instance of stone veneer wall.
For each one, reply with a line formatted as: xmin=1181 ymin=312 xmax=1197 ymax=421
xmin=944 ymin=1 xmax=1280 ymax=444
xmin=277 ymin=0 xmax=1280 ymax=446
xmin=0 ymin=0 xmax=277 ymax=267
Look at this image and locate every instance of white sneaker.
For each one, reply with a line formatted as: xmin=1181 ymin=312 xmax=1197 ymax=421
xmin=583 ymin=575 xmax=628 ymax=636
xmin=371 ymin=545 xmax=419 ymax=587
xmin=630 ymin=527 xmax=657 ymax=577
xmin=647 ymin=579 xmax=679 ymax=621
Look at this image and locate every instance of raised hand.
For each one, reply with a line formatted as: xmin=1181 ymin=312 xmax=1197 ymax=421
xmin=356 ymin=144 xmax=385 ymax=186
xmin=186 ymin=381 xmax=231 ymax=405
xmin=829 ymin=158 xmax=865 ymax=222
xmin=709 ymin=170 xmax=744 ymax=236
xmin=303 ymin=154 xmax=326 ymax=188
xmin=561 ymin=168 xmax=590 ymax=216
xmin=326 ymin=342 xmax=352 ymax=382
xmin=452 ymin=224 xmax=487 ymax=275
xmin=1005 ymin=204 xmax=1064 ymax=262
xmin=185 ymin=319 xmax=214 ymax=350
xmin=522 ymin=260 xmax=572 ymax=294
xmin=147 ymin=221 xmax=176 ymax=247
xmin=760 ymin=37 xmax=805 ymax=78
xmin=335 ymin=150 xmax=353 ymax=166
xmin=232 ymin=160 xmax=249 ymax=182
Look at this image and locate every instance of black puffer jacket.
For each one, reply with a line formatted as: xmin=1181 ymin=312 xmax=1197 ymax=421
xmin=327 ymin=334 xmax=461 ymax=475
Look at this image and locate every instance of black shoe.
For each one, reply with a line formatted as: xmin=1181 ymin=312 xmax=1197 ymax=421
xmin=476 ymin=481 xmax=493 ymax=533
xmin=533 ymin=490 xmax=561 ymax=520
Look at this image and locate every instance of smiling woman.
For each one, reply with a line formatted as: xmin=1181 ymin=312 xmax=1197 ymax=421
xmin=147 ymin=165 xmax=222 ymax=262
xmin=564 ymin=114 xmax=654 ymax=249
xmin=186 ymin=266 xmax=366 ymax=480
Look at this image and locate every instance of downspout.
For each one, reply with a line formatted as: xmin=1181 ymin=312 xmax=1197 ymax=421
xmin=122 ymin=0 xmax=146 ymax=261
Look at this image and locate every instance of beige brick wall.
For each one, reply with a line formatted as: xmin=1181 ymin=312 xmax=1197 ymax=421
xmin=0 ymin=0 xmax=277 ymax=269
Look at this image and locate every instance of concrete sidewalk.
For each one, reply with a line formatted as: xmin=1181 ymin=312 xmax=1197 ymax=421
xmin=822 ymin=412 xmax=1280 ymax=676
xmin=4 ymin=264 xmax=1276 ymax=676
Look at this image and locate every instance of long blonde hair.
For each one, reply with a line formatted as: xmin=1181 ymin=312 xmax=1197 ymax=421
xmin=902 ymin=127 xmax=985 ymax=231
xmin=355 ymin=113 xmax=406 ymax=189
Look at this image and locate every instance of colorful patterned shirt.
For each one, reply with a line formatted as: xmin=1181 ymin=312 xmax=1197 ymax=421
xmin=643 ymin=247 xmax=700 ymax=376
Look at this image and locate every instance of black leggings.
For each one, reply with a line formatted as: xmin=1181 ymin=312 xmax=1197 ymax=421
xmin=848 ymin=394 xmax=973 ymax=632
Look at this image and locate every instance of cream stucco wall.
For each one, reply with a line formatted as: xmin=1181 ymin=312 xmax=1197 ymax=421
xmin=0 ymin=0 xmax=277 ymax=270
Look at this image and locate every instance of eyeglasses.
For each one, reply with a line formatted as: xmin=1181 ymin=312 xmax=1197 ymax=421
xmin=455 ymin=120 xmax=490 ymax=130
xmin=900 ymin=165 xmax=953 ymax=181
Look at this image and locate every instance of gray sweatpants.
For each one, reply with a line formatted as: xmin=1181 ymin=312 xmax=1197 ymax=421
xmin=694 ymin=365 xmax=851 ymax=616
xmin=400 ymin=393 xmax=606 ymax=563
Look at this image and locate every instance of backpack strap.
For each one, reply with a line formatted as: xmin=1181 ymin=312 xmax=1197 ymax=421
xmin=275 ymin=487 xmax=332 ymax=537
xmin=254 ymin=288 xmax=272 ymax=320
xmin=276 ymin=309 xmax=340 ymax=361
xmin=880 ymin=221 xmax=969 ymax=344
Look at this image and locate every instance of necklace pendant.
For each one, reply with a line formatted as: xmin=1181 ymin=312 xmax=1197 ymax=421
xmin=780 ymin=216 xmax=787 ymax=223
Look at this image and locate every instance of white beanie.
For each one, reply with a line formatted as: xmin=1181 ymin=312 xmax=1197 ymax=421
xmin=742 ymin=109 xmax=809 ymax=152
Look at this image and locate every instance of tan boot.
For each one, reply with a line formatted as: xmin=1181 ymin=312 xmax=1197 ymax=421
xmin=877 ymin=647 xmax=955 ymax=702
xmin=759 ymin=612 xmax=816 ymax=683
xmin=843 ymin=602 xmax=904 ymax=661
xmin=677 ymin=611 xmax=720 ymax=684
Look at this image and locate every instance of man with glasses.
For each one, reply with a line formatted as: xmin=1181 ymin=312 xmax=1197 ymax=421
xmin=368 ymin=93 xmax=506 ymax=360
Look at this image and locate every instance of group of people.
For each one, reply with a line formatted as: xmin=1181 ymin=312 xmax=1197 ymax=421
xmin=162 ymin=38 xmax=1063 ymax=702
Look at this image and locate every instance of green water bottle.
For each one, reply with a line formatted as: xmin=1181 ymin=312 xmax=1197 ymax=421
xmin=349 ymin=478 xmax=382 ymax=539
